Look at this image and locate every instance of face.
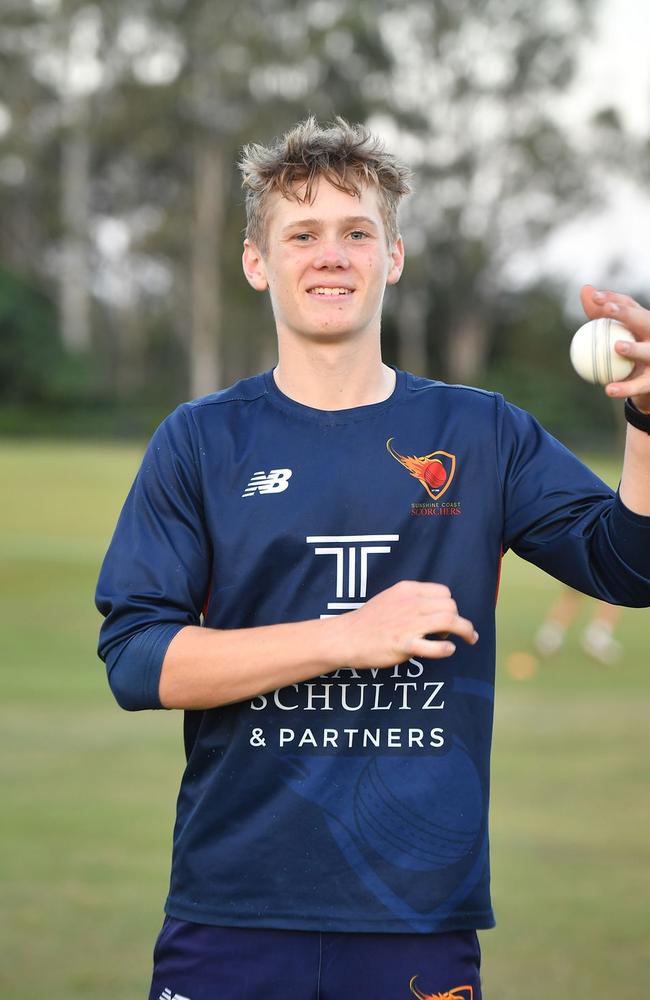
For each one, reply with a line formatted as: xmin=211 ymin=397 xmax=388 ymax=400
xmin=242 ymin=179 xmax=404 ymax=346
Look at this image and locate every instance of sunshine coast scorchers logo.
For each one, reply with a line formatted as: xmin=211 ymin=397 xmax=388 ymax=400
xmin=409 ymin=978 xmax=473 ymax=1000
xmin=387 ymin=438 xmax=461 ymax=517
xmin=386 ymin=438 xmax=456 ymax=500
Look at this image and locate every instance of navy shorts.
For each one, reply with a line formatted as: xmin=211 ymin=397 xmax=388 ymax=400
xmin=148 ymin=916 xmax=482 ymax=1000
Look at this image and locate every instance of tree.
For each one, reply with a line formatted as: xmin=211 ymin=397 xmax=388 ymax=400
xmin=91 ymin=0 xmax=410 ymax=396
xmin=372 ymin=0 xmax=610 ymax=381
xmin=1 ymin=0 xmax=645 ymax=444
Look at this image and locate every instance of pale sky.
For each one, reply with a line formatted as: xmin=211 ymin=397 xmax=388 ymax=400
xmin=568 ymin=0 xmax=650 ymax=136
xmin=519 ymin=0 xmax=650 ymax=298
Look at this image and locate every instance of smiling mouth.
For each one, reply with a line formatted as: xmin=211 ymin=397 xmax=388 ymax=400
xmin=307 ymin=286 xmax=354 ymax=297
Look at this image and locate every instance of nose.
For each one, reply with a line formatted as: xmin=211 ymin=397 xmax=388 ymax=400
xmin=313 ymin=240 xmax=350 ymax=269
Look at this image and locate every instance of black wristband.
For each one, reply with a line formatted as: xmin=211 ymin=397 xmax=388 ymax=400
xmin=624 ymin=397 xmax=650 ymax=434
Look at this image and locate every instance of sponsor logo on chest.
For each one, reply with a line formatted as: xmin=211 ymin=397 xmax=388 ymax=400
xmin=242 ymin=468 xmax=292 ymax=497
xmin=239 ymin=439 xmax=461 ymax=516
xmin=387 ymin=437 xmax=462 ymax=517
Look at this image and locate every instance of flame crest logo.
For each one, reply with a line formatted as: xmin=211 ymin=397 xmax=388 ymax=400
xmin=386 ymin=438 xmax=456 ymax=501
xmin=409 ymin=977 xmax=473 ymax=1000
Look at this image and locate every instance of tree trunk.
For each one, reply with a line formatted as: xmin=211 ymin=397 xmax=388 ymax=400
xmin=445 ymin=310 xmax=489 ymax=384
xmin=59 ymin=110 xmax=91 ymax=352
xmin=190 ymin=138 xmax=225 ymax=397
xmin=114 ymin=303 xmax=147 ymax=401
xmin=396 ymin=286 xmax=429 ymax=376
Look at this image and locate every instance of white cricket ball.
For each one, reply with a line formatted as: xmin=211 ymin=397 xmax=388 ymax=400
xmin=569 ymin=318 xmax=635 ymax=385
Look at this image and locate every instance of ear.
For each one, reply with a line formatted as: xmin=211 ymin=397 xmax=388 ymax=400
xmin=386 ymin=236 xmax=405 ymax=286
xmin=242 ymin=239 xmax=269 ymax=291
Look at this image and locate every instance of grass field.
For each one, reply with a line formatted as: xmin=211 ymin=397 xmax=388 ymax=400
xmin=1 ymin=440 xmax=649 ymax=998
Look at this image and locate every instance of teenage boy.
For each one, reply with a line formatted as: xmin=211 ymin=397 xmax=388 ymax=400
xmin=97 ymin=117 xmax=650 ymax=1000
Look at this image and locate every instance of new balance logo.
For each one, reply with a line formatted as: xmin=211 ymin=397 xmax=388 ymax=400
xmin=242 ymin=468 xmax=292 ymax=497
xmin=159 ymin=989 xmax=191 ymax=1000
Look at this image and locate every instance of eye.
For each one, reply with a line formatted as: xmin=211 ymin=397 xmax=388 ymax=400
xmin=349 ymin=230 xmax=370 ymax=240
xmin=292 ymin=232 xmax=314 ymax=242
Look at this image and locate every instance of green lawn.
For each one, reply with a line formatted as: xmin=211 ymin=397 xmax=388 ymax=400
xmin=1 ymin=441 xmax=648 ymax=998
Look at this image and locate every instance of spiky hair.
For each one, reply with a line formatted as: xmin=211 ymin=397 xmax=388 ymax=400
xmin=239 ymin=116 xmax=412 ymax=253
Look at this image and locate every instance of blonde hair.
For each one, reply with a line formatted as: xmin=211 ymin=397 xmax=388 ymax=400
xmin=239 ymin=116 xmax=412 ymax=253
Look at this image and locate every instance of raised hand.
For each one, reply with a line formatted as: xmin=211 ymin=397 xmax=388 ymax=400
xmin=580 ymin=285 xmax=650 ymax=413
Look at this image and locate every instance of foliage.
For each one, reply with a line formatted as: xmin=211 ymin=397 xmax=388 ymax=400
xmin=0 ymin=266 xmax=177 ymax=437
xmin=0 ymin=268 xmax=69 ymax=402
xmin=479 ymin=282 xmax=624 ymax=447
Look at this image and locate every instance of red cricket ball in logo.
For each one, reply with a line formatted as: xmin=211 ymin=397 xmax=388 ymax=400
xmin=423 ymin=460 xmax=447 ymax=490
xmin=386 ymin=438 xmax=457 ymax=501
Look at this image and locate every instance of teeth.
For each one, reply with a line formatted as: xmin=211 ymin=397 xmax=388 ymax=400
xmin=310 ymin=287 xmax=351 ymax=296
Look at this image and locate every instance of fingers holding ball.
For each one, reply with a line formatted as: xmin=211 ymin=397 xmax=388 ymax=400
xmin=570 ymin=318 xmax=635 ymax=385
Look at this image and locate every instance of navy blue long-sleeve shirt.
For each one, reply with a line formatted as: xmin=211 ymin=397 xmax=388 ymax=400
xmin=96 ymin=369 xmax=650 ymax=933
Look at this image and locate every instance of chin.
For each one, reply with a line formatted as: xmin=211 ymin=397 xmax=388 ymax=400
xmin=307 ymin=324 xmax=364 ymax=343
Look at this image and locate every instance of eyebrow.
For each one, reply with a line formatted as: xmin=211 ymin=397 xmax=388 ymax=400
xmin=280 ymin=215 xmax=380 ymax=235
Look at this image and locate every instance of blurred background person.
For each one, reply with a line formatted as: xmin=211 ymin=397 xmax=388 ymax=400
xmin=534 ymin=586 xmax=623 ymax=663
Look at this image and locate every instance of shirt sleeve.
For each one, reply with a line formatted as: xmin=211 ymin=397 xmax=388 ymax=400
xmin=95 ymin=405 xmax=212 ymax=710
xmin=496 ymin=395 xmax=650 ymax=607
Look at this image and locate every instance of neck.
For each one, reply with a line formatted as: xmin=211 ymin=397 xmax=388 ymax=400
xmin=273 ymin=335 xmax=395 ymax=410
